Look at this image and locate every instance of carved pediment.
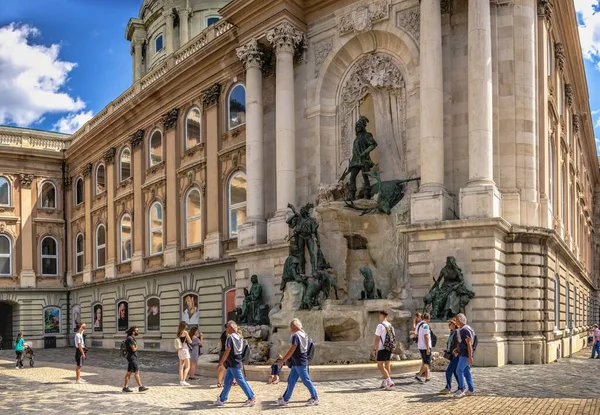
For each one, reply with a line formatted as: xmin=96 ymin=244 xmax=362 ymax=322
xmin=338 ymin=0 xmax=391 ymax=36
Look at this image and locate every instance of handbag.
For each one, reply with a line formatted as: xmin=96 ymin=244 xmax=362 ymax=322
xmin=443 ymin=350 xmax=452 ymax=361
xmin=174 ymin=337 xmax=183 ymax=350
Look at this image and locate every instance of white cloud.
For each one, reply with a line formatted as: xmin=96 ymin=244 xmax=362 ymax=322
xmin=0 ymin=23 xmax=87 ymax=127
xmin=574 ymin=0 xmax=600 ymax=68
xmin=53 ymin=110 xmax=94 ymax=134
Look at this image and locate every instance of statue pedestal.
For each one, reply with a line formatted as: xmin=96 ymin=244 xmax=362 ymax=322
xmin=240 ymin=324 xmax=270 ymax=363
xmin=428 ymin=321 xmax=451 ymax=351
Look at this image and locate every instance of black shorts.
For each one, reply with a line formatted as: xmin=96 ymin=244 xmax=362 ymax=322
xmin=377 ymin=349 xmax=392 ymax=362
xmin=75 ymin=350 xmax=84 ymax=367
xmin=127 ymin=357 xmax=139 ymax=373
xmin=419 ymin=349 xmax=432 ymax=365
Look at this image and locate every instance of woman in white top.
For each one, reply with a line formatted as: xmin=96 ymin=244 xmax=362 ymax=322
xmin=177 ymin=321 xmax=192 ymax=386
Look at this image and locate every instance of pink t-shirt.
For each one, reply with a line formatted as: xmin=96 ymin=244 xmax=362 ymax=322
xmin=593 ymin=328 xmax=600 ymax=342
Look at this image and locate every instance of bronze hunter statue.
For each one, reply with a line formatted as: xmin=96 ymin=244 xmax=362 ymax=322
xmin=360 ymin=267 xmax=382 ymax=300
xmin=286 ymin=203 xmax=321 ymax=276
xmin=423 ymin=256 xmax=475 ymax=321
xmin=340 ymin=116 xmax=378 ymax=201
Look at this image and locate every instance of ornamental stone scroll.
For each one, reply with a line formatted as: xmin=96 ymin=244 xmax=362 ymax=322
xmin=236 ymin=39 xmax=263 ymax=70
xmin=130 ymin=129 xmax=145 ymax=149
xmin=162 ymin=108 xmax=180 ymax=131
xmin=201 ymin=83 xmax=222 ymax=109
xmin=19 ymin=174 xmax=34 ymax=189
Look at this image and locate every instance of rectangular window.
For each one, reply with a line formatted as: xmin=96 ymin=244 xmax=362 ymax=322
xmin=155 ymin=34 xmax=164 ymax=53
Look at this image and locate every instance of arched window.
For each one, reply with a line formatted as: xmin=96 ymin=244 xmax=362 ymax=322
xmin=40 ymin=181 xmax=56 ymax=209
xmin=185 ymin=107 xmax=202 ymax=150
xmin=120 ymin=214 xmax=132 ymax=263
xmin=96 ymin=164 xmax=106 ymax=195
xmin=120 ymin=148 xmax=131 ymax=182
xmin=207 ymin=16 xmax=220 ymax=26
xmin=0 ymin=234 xmax=12 ymax=276
xmin=0 ymin=176 xmax=9 ymax=206
xmin=41 ymin=236 xmax=58 ymax=276
xmin=75 ymin=178 xmax=84 ymax=206
xmin=96 ymin=224 xmax=106 ymax=269
xmin=75 ymin=233 xmax=84 ymax=274
xmin=149 ymin=130 xmax=163 ymax=166
xmin=228 ymin=172 xmax=247 ymax=238
xmin=554 ymin=276 xmax=560 ymax=330
xmin=185 ymin=187 xmax=202 ymax=247
xmin=228 ymin=84 xmax=246 ymax=130
xmin=149 ymin=202 xmax=163 ymax=255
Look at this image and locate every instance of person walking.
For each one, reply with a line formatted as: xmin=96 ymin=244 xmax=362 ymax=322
xmin=591 ymin=324 xmax=600 ymax=359
xmin=14 ymin=332 xmax=25 ymax=369
xmin=122 ymin=326 xmax=149 ymax=393
xmin=440 ymin=318 xmax=460 ymax=394
xmin=277 ymin=318 xmax=319 ymax=406
xmin=454 ymin=313 xmax=475 ymax=398
xmin=214 ymin=321 xmax=255 ymax=407
xmin=372 ymin=310 xmax=395 ymax=389
xmin=415 ymin=313 xmax=432 ymax=383
xmin=75 ymin=324 xmax=87 ymax=383
xmin=216 ymin=325 xmax=227 ymax=387
xmin=188 ymin=326 xmax=203 ymax=380
xmin=176 ymin=321 xmax=193 ymax=386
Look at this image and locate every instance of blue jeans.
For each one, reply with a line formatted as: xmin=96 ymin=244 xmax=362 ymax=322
xmin=445 ymin=356 xmax=460 ymax=390
xmin=283 ymin=365 xmax=318 ymax=401
xmin=219 ymin=367 xmax=254 ymax=402
xmin=592 ymin=343 xmax=600 ymax=358
xmin=455 ymin=356 xmax=474 ymax=392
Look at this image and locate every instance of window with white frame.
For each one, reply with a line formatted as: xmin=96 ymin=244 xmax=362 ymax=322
xmin=554 ymin=276 xmax=560 ymax=330
xmin=566 ymin=282 xmax=571 ymax=329
xmin=185 ymin=107 xmax=202 ymax=150
xmin=75 ymin=233 xmax=84 ymax=274
xmin=120 ymin=214 xmax=132 ymax=263
xmin=228 ymin=84 xmax=246 ymax=130
xmin=549 ymin=141 xmax=555 ymax=211
xmin=75 ymin=178 xmax=84 ymax=206
xmin=207 ymin=16 xmax=220 ymax=26
xmin=149 ymin=130 xmax=163 ymax=166
xmin=149 ymin=202 xmax=163 ymax=255
xmin=96 ymin=224 xmax=106 ymax=269
xmin=0 ymin=176 xmax=9 ymax=206
xmin=96 ymin=164 xmax=106 ymax=195
xmin=227 ymin=172 xmax=247 ymax=238
xmin=120 ymin=148 xmax=131 ymax=182
xmin=40 ymin=181 xmax=56 ymax=209
xmin=185 ymin=187 xmax=202 ymax=247
xmin=547 ymin=36 xmax=553 ymax=76
xmin=155 ymin=33 xmax=164 ymax=53
xmin=0 ymin=234 xmax=12 ymax=276
xmin=41 ymin=236 xmax=58 ymax=276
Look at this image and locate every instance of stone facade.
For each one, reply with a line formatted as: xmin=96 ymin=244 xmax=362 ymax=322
xmin=0 ymin=0 xmax=598 ymax=365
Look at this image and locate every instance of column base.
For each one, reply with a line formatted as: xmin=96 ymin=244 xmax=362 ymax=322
xmin=411 ymin=187 xmax=454 ymax=222
xmin=238 ymin=219 xmax=267 ymax=248
xmin=131 ymin=251 xmax=144 ymax=274
xmin=83 ymin=267 xmax=92 ymax=284
xmin=104 ymin=259 xmax=117 ymax=279
xmin=19 ymin=269 xmax=36 ymax=288
xmin=204 ymin=232 xmax=222 ymax=260
xmin=163 ymin=243 xmax=178 ymax=267
xmin=459 ymin=183 xmax=502 ymax=219
xmin=267 ymin=210 xmax=290 ymax=244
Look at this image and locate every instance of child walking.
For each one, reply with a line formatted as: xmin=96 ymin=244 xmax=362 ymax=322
xmin=268 ymin=355 xmax=283 ymax=384
xmin=14 ymin=332 xmax=24 ymax=369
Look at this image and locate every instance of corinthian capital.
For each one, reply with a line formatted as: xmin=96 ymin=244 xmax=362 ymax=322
xmin=236 ymin=39 xmax=263 ymax=69
xmin=266 ymin=22 xmax=304 ymax=54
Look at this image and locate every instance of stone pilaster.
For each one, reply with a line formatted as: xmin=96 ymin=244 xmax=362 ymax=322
xmin=82 ymin=164 xmax=93 ymax=283
xmin=130 ymin=130 xmax=145 ymax=273
xmin=266 ymin=22 xmax=304 ymax=243
xmin=19 ymin=174 xmax=35 ymax=287
xmin=411 ymin=0 xmax=452 ymax=223
xmin=132 ymin=39 xmax=144 ymax=82
xmin=179 ymin=8 xmax=190 ymax=45
xmin=164 ymin=9 xmax=175 ymax=54
xmin=460 ymin=0 xmax=501 ymax=219
xmin=236 ymin=39 xmax=267 ymax=247
xmin=104 ymin=148 xmax=117 ymax=279
xmin=163 ymin=108 xmax=180 ymax=267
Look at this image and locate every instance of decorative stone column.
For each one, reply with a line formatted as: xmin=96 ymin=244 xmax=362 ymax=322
xmin=163 ymin=108 xmax=180 ymax=267
xmin=132 ymin=39 xmax=143 ymax=82
xmin=82 ymin=163 xmax=93 ymax=283
xmin=459 ymin=0 xmax=501 ymax=219
xmin=19 ymin=174 xmax=35 ymax=288
xmin=179 ymin=8 xmax=190 ymax=45
xmin=130 ymin=130 xmax=145 ymax=273
xmin=164 ymin=9 xmax=175 ymax=54
xmin=236 ymin=39 xmax=267 ymax=247
xmin=411 ymin=0 xmax=453 ymax=223
xmin=103 ymin=148 xmax=117 ymax=279
xmin=202 ymin=84 xmax=223 ymax=260
xmin=266 ymin=22 xmax=304 ymax=243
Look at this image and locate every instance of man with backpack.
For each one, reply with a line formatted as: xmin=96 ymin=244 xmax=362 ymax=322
xmin=214 ymin=321 xmax=255 ymax=407
xmin=122 ymin=326 xmax=149 ymax=393
xmin=277 ymin=318 xmax=319 ymax=406
xmin=372 ymin=310 xmax=395 ymax=389
xmin=415 ymin=313 xmax=433 ymax=383
xmin=453 ymin=313 xmax=476 ymax=398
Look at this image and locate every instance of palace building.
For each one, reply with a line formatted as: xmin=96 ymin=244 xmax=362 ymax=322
xmin=0 ymin=0 xmax=598 ymax=366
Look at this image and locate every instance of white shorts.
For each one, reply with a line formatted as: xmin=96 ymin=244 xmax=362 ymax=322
xmin=178 ymin=348 xmax=190 ymax=360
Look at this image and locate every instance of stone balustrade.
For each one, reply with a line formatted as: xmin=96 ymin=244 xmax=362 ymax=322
xmin=0 ymin=131 xmax=69 ymax=151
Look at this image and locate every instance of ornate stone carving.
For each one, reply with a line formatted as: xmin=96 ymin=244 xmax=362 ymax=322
xmin=313 ymin=38 xmax=333 ymax=78
xmin=396 ymin=8 xmax=420 ymax=42
xmin=565 ymin=84 xmax=573 ymax=107
xmin=19 ymin=174 xmax=34 ymax=189
xmin=103 ymin=147 xmax=117 ymax=164
xmin=440 ymin=0 xmax=451 ymax=13
xmin=266 ymin=22 xmax=304 ymax=54
xmin=201 ymin=83 xmax=221 ymax=108
xmin=236 ymin=38 xmax=263 ymax=69
xmin=572 ymin=114 xmax=580 ymax=134
xmin=338 ymin=0 xmax=391 ymax=36
xmin=162 ymin=108 xmax=180 ymax=130
xmin=83 ymin=163 xmax=93 ymax=178
xmin=63 ymin=177 xmax=72 ymax=191
xmin=491 ymin=0 xmax=514 ymax=6
xmin=555 ymin=42 xmax=565 ymax=72
xmin=130 ymin=129 xmax=145 ymax=149
xmin=537 ymin=0 xmax=553 ymax=21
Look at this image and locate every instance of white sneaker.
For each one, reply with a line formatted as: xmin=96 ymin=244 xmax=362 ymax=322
xmin=214 ymin=399 xmax=226 ymax=406
xmin=79 ymin=378 xmax=88 ymax=383
xmin=465 ymin=390 xmax=475 ymax=396
xmin=277 ymin=397 xmax=289 ymax=406
xmin=15 ymin=366 xmax=20 ymax=370
xmin=305 ymin=398 xmax=319 ymax=406
xmin=453 ymin=389 xmax=466 ymax=398
xmin=76 ymin=379 xmax=86 ymax=384
xmin=243 ymin=399 xmax=256 ymax=407
xmin=180 ymin=381 xmax=191 ymax=386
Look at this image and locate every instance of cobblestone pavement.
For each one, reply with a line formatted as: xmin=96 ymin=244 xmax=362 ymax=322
xmin=0 ymin=348 xmax=599 ymax=414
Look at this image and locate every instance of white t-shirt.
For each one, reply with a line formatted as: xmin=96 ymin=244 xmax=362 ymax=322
xmin=417 ymin=321 xmax=432 ymax=350
xmin=375 ymin=322 xmax=394 ymax=351
xmin=74 ymin=332 xmax=85 ymax=349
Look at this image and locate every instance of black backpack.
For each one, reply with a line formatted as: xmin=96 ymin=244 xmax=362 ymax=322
xmin=119 ymin=340 xmax=128 ymax=358
xmin=241 ymin=340 xmax=251 ymax=364
xmin=430 ymin=330 xmax=438 ymax=348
